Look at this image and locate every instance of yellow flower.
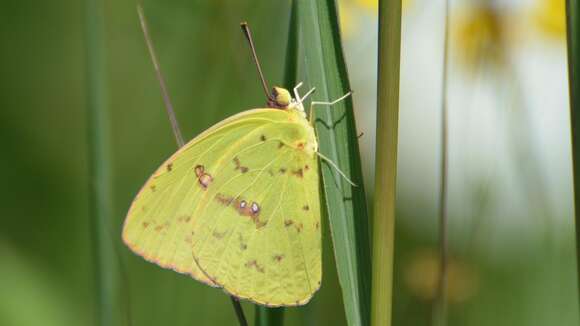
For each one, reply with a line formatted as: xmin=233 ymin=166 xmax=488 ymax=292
xmin=355 ymin=0 xmax=378 ymax=11
xmin=453 ymin=4 xmax=507 ymax=72
xmin=339 ymin=1 xmax=356 ymax=38
xmin=354 ymin=0 xmax=412 ymax=12
xmin=339 ymin=0 xmax=413 ymax=38
xmin=533 ymin=0 xmax=565 ymax=39
xmin=404 ymin=248 xmax=479 ymax=303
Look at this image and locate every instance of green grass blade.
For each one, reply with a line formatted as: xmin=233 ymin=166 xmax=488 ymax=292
xmin=566 ymin=0 xmax=580 ymax=300
xmin=372 ymin=0 xmax=401 ymax=326
xmin=84 ymin=0 xmax=123 ymax=325
xmin=254 ymin=308 xmax=285 ymax=326
xmin=284 ymin=1 xmax=299 ymax=89
xmin=294 ymin=1 xmax=371 ymax=325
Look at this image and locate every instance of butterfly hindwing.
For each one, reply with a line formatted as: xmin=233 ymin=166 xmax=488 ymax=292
xmin=190 ymin=127 xmax=321 ymax=306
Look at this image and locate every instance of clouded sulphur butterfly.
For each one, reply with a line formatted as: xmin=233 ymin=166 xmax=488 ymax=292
xmin=123 ymin=16 xmax=352 ymax=307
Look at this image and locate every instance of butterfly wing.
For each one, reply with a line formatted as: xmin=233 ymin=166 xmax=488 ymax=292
xmin=190 ymin=125 xmax=321 ymax=306
xmin=122 ymin=108 xmax=322 ymax=304
xmin=123 ymin=109 xmax=291 ymax=285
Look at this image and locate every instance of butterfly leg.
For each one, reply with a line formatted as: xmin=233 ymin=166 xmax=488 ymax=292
xmin=293 ymin=82 xmax=304 ymax=102
xmin=315 ymin=151 xmax=357 ymax=187
xmin=309 ymin=91 xmax=352 ymax=124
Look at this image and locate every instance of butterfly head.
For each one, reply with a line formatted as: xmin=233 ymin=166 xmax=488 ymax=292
xmin=268 ymin=87 xmax=292 ymax=108
xmin=267 ymin=86 xmax=307 ymax=116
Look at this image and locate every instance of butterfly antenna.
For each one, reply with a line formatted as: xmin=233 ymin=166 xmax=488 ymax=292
xmin=240 ymin=22 xmax=271 ymax=101
xmin=137 ymin=4 xmax=185 ymax=147
xmin=316 ymin=151 xmax=357 ymax=187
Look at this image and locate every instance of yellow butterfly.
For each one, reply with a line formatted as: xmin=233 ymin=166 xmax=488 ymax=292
xmin=123 ymin=16 xmax=351 ymax=307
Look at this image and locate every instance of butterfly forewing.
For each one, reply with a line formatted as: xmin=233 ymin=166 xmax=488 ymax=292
xmin=191 ymin=129 xmax=321 ymax=306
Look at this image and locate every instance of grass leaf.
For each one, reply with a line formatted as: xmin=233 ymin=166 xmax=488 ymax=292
xmin=293 ymin=1 xmax=372 ymax=325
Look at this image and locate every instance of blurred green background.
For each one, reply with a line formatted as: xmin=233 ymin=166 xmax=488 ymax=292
xmin=1 ymin=0 xmax=579 ymax=325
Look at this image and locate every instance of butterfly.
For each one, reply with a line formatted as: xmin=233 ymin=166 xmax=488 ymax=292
xmin=123 ymin=16 xmax=352 ymax=307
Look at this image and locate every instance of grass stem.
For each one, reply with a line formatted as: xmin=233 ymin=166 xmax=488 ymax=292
xmin=433 ymin=0 xmax=450 ymax=325
xmin=371 ymin=0 xmax=402 ymax=325
xmin=84 ymin=0 xmax=122 ymax=325
xmin=565 ymin=0 xmax=580 ymax=303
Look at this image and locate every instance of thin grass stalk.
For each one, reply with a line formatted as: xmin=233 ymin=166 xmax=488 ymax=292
xmin=566 ymin=0 xmax=580 ymax=302
xmin=137 ymin=5 xmax=247 ymax=325
xmin=84 ymin=0 xmax=122 ymax=325
xmin=371 ymin=0 xmax=402 ymax=325
xmin=433 ymin=0 xmax=450 ymax=325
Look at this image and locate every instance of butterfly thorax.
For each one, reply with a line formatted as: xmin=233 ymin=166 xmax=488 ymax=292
xmin=268 ymin=86 xmax=318 ymax=156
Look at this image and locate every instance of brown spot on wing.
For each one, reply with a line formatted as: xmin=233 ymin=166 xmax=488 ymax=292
xmin=166 ymin=163 xmax=173 ymax=172
xmin=234 ymin=199 xmax=265 ymax=228
xmin=260 ymin=135 xmax=267 ymax=141
xmin=302 ymin=205 xmax=310 ymax=211
xmin=178 ymin=216 xmax=191 ymax=223
xmin=284 ymin=219 xmax=294 ymax=227
xmin=213 ymin=230 xmax=227 ymax=239
xmin=292 ymin=168 xmax=304 ymax=178
xmin=216 ymin=194 xmax=264 ymax=228
xmin=195 ymin=165 xmax=213 ymax=189
xmin=233 ymin=157 xmax=249 ymax=173
xmin=215 ymin=193 xmax=234 ymax=205
xmin=279 ymin=168 xmax=287 ymax=174
xmin=295 ymin=223 xmax=304 ymax=233
xmin=198 ymin=174 xmax=213 ymax=189
xmin=150 ymin=185 xmax=156 ymax=192
xmin=194 ymin=165 xmax=204 ymax=177
xmin=154 ymin=225 xmax=163 ymax=232
xmin=238 ymin=234 xmax=248 ymax=250
xmin=278 ymin=141 xmax=284 ymax=149
xmin=273 ymin=254 xmax=285 ymax=262
xmin=142 ymin=222 xmax=149 ymax=229
xmin=245 ymin=259 xmax=265 ymax=273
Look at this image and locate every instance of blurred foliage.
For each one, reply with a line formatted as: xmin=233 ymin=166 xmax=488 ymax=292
xmin=0 ymin=0 xmax=347 ymax=325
